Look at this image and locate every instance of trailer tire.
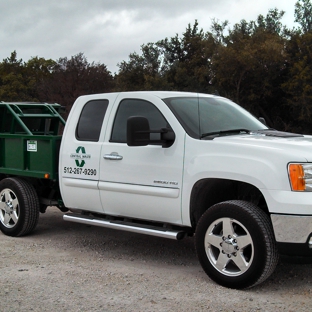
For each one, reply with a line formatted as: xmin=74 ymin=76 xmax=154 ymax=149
xmin=0 ymin=178 xmax=40 ymax=236
xmin=195 ymin=200 xmax=279 ymax=289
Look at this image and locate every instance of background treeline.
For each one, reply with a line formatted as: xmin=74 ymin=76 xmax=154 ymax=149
xmin=1 ymin=0 xmax=312 ymax=133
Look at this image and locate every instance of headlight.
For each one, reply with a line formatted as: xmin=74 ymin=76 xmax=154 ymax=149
xmin=288 ymin=163 xmax=312 ymax=191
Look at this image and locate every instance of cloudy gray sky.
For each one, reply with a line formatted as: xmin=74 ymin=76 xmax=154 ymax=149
xmin=0 ymin=0 xmax=299 ymax=73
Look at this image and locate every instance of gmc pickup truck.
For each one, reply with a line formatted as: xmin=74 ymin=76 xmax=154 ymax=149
xmin=0 ymin=91 xmax=311 ymax=289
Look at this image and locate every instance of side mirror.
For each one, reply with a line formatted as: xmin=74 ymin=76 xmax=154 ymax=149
xmin=127 ymin=116 xmax=175 ymax=148
xmin=127 ymin=116 xmax=150 ymax=146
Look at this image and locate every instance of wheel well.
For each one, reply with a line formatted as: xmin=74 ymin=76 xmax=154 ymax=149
xmin=190 ymin=178 xmax=268 ymax=228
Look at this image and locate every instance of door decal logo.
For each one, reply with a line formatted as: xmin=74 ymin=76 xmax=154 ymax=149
xmin=70 ymin=146 xmax=91 ymax=167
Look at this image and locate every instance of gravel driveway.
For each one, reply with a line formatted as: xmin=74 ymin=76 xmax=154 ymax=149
xmin=1 ymin=207 xmax=312 ymax=311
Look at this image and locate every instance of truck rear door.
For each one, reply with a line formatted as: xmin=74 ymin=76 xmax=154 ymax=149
xmin=59 ymin=94 xmax=116 ymax=212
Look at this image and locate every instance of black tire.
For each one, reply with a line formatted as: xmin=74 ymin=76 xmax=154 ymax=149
xmin=0 ymin=178 xmax=40 ymax=237
xmin=195 ymin=200 xmax=279 ymax=289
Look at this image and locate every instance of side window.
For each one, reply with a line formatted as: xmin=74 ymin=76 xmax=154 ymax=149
xmin=76 ymin=100 xmax=108 ymax=141
xmin=111 ymin=99 xmax=169 ymax=143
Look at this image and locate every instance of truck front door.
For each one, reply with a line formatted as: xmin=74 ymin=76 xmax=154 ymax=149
xmin=99 ymin=95 xmax=185 ymax=224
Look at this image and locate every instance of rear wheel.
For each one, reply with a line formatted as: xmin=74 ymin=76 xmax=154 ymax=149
xmin=0 ymin=178 xmax=40 ymax=236
xmin=195 ymin=200 xmax=278 ymax=289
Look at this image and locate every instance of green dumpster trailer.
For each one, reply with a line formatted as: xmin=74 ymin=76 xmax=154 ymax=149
xmin=0 ymin=102 xmax=66 ymax=216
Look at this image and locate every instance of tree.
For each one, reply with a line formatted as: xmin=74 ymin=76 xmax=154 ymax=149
xmin=295 ymin=0 xmax=312 ymax=33
xmin=25 ymin=56 xmax=56 ymax=101
xmin=115 ymin=45 xmax=167 ymax=91
xmin=0 ymin=51 xmax=33 ymax=101
xmin=116 ymin=21 xmax=217 ymax=93
xmin=0 ymin=52 xmax=57 ymax=103
xmin=282 ymin=32 xmax=312 ymax=133
xmin=256 ymin=8 xmax=286 ymax=36
xmin=157 ymin=21 xmax=216 ymax=93
xmin=37 ymin=53 xmax=114 ymax=113
xmin=211 ymin=11 xmax=288 ymax=127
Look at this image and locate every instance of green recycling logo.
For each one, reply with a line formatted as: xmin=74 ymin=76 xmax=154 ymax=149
xmin=70 ymin=146 xmax=91 ymax=167
xmin=75 ymin=146 xmax=86 ymax=167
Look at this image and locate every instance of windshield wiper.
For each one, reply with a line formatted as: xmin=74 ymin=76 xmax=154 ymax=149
xmin=200 ymin=129 xmax=251 ymax=140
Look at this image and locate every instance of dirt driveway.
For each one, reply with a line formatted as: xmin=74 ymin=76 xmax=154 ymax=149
xmin=1 ymin=207 xmax=312 ymax=311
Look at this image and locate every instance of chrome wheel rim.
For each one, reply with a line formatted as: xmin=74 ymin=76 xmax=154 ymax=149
xmin=204 ymin=217 xmax=254 ymax=277
xmin=0 ymin=188 xmax=19 ymax=228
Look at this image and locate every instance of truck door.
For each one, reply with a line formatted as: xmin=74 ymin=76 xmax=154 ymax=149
xmin=99 ymin=95 xmax=185 ymax=224
xmin=59 ymin=96 xmax=114 ymax=212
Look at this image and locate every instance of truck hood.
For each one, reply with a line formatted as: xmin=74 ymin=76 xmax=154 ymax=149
xmin=213 ymin=132 xmax=312 ymax=162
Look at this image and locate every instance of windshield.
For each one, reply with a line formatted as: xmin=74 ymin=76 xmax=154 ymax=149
xmin=163 ymin=96 xmax=268 ymax=139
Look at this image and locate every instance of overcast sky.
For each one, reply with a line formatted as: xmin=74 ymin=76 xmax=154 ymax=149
xmin=0 ymin=0 xmax=299 ymax=74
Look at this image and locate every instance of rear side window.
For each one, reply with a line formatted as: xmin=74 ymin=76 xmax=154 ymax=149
xmin=76 ymin=100 xmax=108 ymax=141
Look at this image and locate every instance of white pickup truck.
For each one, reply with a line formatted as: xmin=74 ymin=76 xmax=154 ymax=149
xmin=0 ymin=91 xmax=311 ymax=289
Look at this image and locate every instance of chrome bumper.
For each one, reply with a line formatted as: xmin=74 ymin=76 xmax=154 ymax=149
xmin=271 ymin=214 xmax=312 ymax=244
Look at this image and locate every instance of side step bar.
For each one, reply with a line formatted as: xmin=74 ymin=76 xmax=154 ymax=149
xmin=63 ymin=213 xmax=187 ymax=240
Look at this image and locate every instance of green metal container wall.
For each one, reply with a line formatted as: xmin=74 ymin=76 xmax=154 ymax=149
xmin=4 ymin=137 xmax=24 ymax=170
xmin=0 ymin=102 xmax=65 ymax=180
xmin=0 ymin=134 xmax=62 ymax=180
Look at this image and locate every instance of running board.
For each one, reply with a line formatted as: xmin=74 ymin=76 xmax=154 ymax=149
xmin=63 ymin=213 xmax=186 ymax=240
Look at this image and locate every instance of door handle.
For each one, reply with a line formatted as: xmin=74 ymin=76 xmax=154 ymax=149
xmin=103 ymin=153 xmax=123 ymax=160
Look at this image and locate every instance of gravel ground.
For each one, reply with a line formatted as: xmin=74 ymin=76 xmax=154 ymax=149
xmin=1 ymin=207 xmax=312 ymax=312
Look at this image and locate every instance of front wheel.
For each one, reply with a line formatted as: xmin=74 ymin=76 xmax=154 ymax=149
xmin=0 ymin=178 xmax=40 ymax=237
xmin=195 ymin=200 xmax=279 ymax=289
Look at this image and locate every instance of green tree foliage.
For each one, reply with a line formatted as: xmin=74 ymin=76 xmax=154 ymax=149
xmin=295 ymin=0 xmax=312 ymax=32
xmin=37 ymin=53 xmax=114 ymax=113
xmin=280 ymin=0 xmax=312 ymax=133
xmin=282 ymin=32 xmax=312 ymax=133
xmin=256 ymin=8 xmax=286 ymax=35
xmin=0 ymin=51 xmax=33 ymax=101
xmin=158 ymin=21 xmax=216 ymax=93
xmin=115 ymin=44 xmax=168 ymax=91
xmin=212 ymin=10 xmax=288 ymax=127
xmin=25 ymin=56 xmax=56 ymax=101
xmin=0 ymin=52 xmax=113 ymax=115
xmin=116 ymin=21 xmax=216 ymax=93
